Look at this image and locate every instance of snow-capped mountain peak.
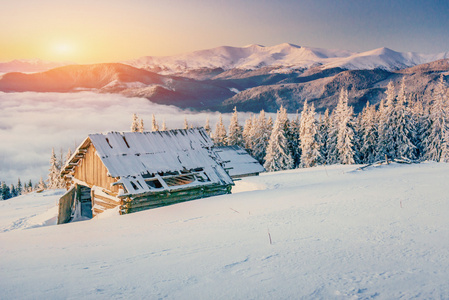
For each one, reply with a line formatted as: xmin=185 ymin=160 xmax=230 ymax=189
xmin=124 ymin=43 xmax=449 ymax=74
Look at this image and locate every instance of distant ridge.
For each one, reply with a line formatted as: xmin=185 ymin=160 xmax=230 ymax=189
xmin=124 ymin=43 xmax=449 ymax=75
xmin=1 ymin=44 xmax=448 ymax=114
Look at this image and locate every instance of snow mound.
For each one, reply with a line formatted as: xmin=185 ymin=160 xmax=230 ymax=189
xmin=0 ymin=189 xmax=64 ymax=232
xmin=1 ymin=163 xmax=449 ymax=299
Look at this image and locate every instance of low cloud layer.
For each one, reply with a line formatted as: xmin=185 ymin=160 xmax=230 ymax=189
xmin=1 ymin=92 xmax=258 ymax=186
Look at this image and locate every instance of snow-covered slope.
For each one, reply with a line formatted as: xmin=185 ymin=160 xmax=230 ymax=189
xmin=0 ymin=59 xmax=70 ymax=73
xmin=125 ymin=43 xmax=449 ymax=73
xmin=1 ymin=163 xmax=449 ymax=299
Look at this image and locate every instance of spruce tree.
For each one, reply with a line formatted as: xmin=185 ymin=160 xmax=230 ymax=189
xmin=10 ymin=184 xmax=17 ymax=198
xmin=358 ymin=102 xmax=378 ymax=163
xmin=410 ymin=98 xmax=427 ymax=158
xmin=227 ymin=107 xmax=244 ymax=147
xmin=139 ymin=119 xmax=145 ymax=132
xmin=48 ymin=148 xmax=61 ymax=189
xmin=251 ymin=110 xmax=271 ymax=164
xmin=16 ymin=178 xmax=22 ymax=196
xmin=131 ymin=113 xmax=140 ymax=132
xmin=184 ymin=118 xmax=189 ymax=130
xmin=376 ymin=81 xmax=397 ymax=161
xmin=242 ymin=115 xmax=253 ymax=150
xmin=38 ymin=177 xmax=47 ymax=191
xmin=287 ymin=113 xmax=301 ymax=168
xmin=161 ymin=120 xmax=167 ymax=131
xmin=213 ymin=114 xmax=227 ymax=146
xmin=318 ymin=109 xmax=331 ymax=164
xmin=151 ymin=114 xmax=159 ymax=132
xmin=204 ymin=117 xmax=211 ymax=136
xmin=331 ymin=88 xmax=356 ymax=164
xmin=423 ymin=75 xmax=449 ymax=162
xmin=299 ymin=101 xmax=321 ymax=168
xmin=264 ymin=106 xmax=294 ymax=171
xmin=0 ymin=182 xmax=11 ymax=200
xmin=394 ymin=79 xmax=417 ymax=159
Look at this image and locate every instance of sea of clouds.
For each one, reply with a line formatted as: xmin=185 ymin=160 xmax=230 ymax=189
xmin=0 ymin=92 xmax=260 ymax=186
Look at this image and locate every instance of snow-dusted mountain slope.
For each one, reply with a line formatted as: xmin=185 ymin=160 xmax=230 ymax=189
xmin=1 ymin=163 xmax=449 ymax=299
xmin=125 ymin=43 xmax=449 ymax=73
xmin=0 ymin=59 xmax=70 ymax=73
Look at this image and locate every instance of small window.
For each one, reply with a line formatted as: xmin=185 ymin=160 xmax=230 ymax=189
xmin=164 ymin=174 xmax=195 ymax=187
xmin=146 ymin=179 xmax=163 ymax=189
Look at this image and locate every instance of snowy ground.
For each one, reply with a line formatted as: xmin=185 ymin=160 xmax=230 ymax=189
xmin=1 ymin=162 xmax=449 ymax=299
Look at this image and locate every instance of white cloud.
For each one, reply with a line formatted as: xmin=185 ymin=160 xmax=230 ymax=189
xmin=0 ymin=92 xmax=261 ymax=186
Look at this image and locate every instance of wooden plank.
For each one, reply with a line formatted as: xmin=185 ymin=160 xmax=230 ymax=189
xmin=57 ymin=186 xmax=77 ymax=224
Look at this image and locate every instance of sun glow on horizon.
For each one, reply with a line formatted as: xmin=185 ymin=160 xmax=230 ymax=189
xmin=49 ymin=40 xmax=78 ymax=61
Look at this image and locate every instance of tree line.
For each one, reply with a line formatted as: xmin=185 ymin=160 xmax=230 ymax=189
xmin=1 ymin=148 xmax=68 ymax=200
xmin=2 ymin=76 xmax=447 ymax=200
xmin=140 ymin=76 xmax=449 ymax=171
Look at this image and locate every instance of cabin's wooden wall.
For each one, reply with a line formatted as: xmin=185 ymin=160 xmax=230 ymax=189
xmin=73 ymin=144 xmax=119 ymax=194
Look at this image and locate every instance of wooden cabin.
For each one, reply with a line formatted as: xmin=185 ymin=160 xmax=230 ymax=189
xmin=58 ymin=128 xmax=234 ymax=224
xmin=213 ymin=146 xmax=265 ymax=178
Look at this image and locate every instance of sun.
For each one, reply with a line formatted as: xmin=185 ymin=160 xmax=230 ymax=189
xmin=49 ymin=40 xmax=77 ymax=61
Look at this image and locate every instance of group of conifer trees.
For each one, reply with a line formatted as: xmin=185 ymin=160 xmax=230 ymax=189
xmin=3 ymin=76 xmax=447 ymax=200
xmin=0 ymin=178 xmax=45 ymax=200
xmin=1 ymin=148 xmax=70 ymax=200
xmin=133 ymin=76 xmax=448 ymax=173
xmin=208 ymin=76 xmax=449 ymax=171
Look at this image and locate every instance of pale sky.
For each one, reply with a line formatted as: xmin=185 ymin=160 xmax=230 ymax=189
xmin=1 ymin=0 xmax=448 ymax=63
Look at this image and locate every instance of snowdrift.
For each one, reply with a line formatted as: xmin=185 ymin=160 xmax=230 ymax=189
xmin=1 ymin=163 xmax=449 ymax=299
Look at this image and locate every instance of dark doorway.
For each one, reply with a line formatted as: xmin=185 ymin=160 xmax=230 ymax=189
xmin=79 ymin=185 xmax=93 ymax=219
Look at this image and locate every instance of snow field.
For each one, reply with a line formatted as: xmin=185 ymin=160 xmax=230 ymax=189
xmin=1 ymin=163 xmax=449 ymax=299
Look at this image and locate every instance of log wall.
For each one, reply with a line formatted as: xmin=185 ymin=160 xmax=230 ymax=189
xmin=73 ymin=144 xmax=119 ymax=194
xmin=121 ymin=184 xmax=232 ymax=214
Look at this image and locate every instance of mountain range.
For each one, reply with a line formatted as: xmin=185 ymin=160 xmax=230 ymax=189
xmin=1 ymin=43 xmax=448 ymax=113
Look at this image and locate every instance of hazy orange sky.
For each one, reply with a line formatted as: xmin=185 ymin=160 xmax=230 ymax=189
xmin=1 ymin=0 xmax=448 ymax=63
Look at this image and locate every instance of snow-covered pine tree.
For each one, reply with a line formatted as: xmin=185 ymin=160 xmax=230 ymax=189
xmin=410 ymin=97 xmax=427 ymax=158
xmin=131 ymin=113 xmax=140 ymax=132
xmin=264 ymin=106 xmax=294 ymax=172
xmin=227 ymin=107 xmax=244 ymax=147
xmin=161 ymin=120 xmax=167 ymax=131
xmin=318 ymin=109 xmax=331 ymax=164
xmin=242 ymin=115 xmax=253 ymax=151
xmin=0 ymin=182 xmax=11 ymax=200
xmin=16 ymin=178 xmax=22 ymax=196
xmin=327 ymin=109 xmax=340 ymax=165
xmin=423 ymin=75 xmax=449 ymax=162
xmin=394 ymin=78 xmax=417 ymax=160
xmin=10 ymin=184 xmax=18 ymax=198
xmin=287 ymin=112 xmax=301 ymax=168
xmin=184 ymin=117 xmax=189 ymax=130
xmin=299 ymin=101 xmax=321 ymax=168
xmin=376 ymin=81 xmax=397 ymax=161
xmin=331 ymin=88 xmax=356 ymax=164
xmin=65 ymin=148 xmax=72 ymax=165
xmin=48 ymin=148 xmax=61 ymax=189
xmin=213 ymin=114 xmax=227 ymax=146
xmin=204 ymin=117 xmax=211 ymax=136
xmin=139 ymin=118 xmax=145 ymax=132
xmin=26 ymin=180 xmax=33 ymax=193
xmin=358 ymin=102 xmax=378 ymax=163
xmin=251 ymin=110 xmax=271 ymax=164
xmin=151 ymin=114 xmax=159 ymax=132
xmin=38 ymin=176 xmax=47 ymax=191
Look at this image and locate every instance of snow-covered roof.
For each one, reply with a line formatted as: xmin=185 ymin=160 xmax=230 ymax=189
xmin=213 ymin=146 xmax=265 ymax=178
xmin=63 ymin=128 xmax=233 ymax=196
